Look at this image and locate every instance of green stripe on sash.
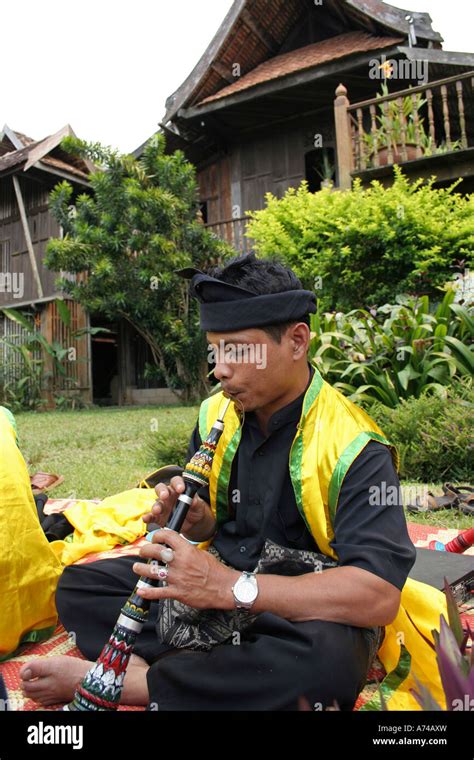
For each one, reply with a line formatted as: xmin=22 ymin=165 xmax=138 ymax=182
xmin=289 ymin=369 xmax=324 ymax=534
xmin=359 ymin=646 xmax=412 ymax=711
xmin=328 ymin=432 xmax=395 ymax=523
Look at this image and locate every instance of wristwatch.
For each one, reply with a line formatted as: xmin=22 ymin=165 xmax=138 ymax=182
xmin=232 ymin=571 xmax=259 ymax=610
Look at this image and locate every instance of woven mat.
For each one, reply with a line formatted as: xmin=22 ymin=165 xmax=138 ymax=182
xmin=0 ymin=529 xmax=147 ymax=712
xmin=1 ymin=519 xmax=471 ymax=711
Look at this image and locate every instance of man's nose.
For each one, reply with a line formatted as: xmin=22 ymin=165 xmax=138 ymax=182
xmin=213 ymin=360 xmax=233 ymax=381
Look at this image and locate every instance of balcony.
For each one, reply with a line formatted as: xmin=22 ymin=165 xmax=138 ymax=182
xmin=334 ymin=70 xmax=474 ymax=190
xmin=205 ymin=215 xmax=252 ymax=254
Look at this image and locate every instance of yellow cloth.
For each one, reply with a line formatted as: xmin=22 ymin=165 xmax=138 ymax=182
xmin=378 ymin=579 xmax=448 ymax=710
xmin=0 ymin=407 xmax=62 ymax=660
xmin=52 ymin=489 xmax=156 ymax=566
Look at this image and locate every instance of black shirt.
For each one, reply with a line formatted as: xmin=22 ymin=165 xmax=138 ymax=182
xmin=187 ymin=368 xmax=416 ymax=591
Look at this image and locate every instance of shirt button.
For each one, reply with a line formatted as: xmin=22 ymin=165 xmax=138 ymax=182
xmin=258 ymin=450 xmax=265 ymax=456
xmin=239 ymin=546 xmax=247 ymax=553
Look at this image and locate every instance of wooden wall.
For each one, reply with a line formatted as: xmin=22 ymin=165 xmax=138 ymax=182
xmin=196 ymin=112 xmax=336 ymax=224
xmin=41 ymin=299 xmax=92 ymax=404
xmin=197 ymin=155 xmax=232 ymax=224
xmin=0 ymin=175 xmax=62 ymax=307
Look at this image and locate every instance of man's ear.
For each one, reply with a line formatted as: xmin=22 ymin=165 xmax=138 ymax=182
xmin=291 ymin=323 xmax=310 ymax=357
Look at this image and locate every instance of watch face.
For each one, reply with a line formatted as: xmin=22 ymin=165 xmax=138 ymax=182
xmin=236 ymin=578 xmax=257 ymax=604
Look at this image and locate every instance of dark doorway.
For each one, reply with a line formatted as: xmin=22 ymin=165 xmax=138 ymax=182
xmin=91 ymin=318 xmax=119 ymax=406
xmin=305 ymin=147 xmax=336 ymax=192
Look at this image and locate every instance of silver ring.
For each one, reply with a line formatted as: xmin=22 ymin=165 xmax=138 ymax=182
xmin=160 ymin=547 xmax=175 ymax=564
xmin=157 ymin=567 xmax=169 ymax=581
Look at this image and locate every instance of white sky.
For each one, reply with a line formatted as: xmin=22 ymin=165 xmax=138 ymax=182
xmin=1 ymin=0 xmax=472 ymax=154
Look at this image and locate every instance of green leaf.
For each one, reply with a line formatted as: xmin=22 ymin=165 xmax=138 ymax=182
xmin=73 ymin=327 xmax=112 ymax=337
xmin=397 ymin=365 xmax=421 ymax=391
xmin=444 ymin=336 xmax=474 ymax=374
xmin=450 ymin=303 xmax=474 ymax=337
xmin=55 ymin=299 xmax=72 ymax=328
xmin=1 ymin=308 xmax=34 ymax=332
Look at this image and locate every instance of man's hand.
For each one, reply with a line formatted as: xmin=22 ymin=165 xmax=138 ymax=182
xmin=133 ymin=530 xmax=238 ymax=609
xmin=142 ymin=476 xmax=216 ymax=542
xmin=134 ymin=534 xmax=400 ymax=627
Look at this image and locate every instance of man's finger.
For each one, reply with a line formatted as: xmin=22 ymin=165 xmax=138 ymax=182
xmin=151 ymin=529 xmax=186 ymax=549
xmin=132 ymin=561 xmax=175 ymax=583
xmin=169 ymin=476 xmax=185 ymax=494
xmin=135 ymin=583 xmax=174 ymax=601
xmin=138 ymin=542 xmax=179 ymax=563
xmin=151 ymin=501 xmax=164 ymax=516
xmin=154 ymin=484 xmax=173 ymax=502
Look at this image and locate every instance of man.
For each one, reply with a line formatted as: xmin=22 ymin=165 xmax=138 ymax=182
xmin=21 ymin=254 xmax=416 ymax=710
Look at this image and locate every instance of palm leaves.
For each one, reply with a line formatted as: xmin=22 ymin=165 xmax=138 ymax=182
xmin=310 ymin=288 xmax=473 ymax=408
xmin=0 ymin=301 xmax=107 ymax=410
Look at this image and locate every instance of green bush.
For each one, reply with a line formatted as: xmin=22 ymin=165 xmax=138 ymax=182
xmin=310 ymin=287 xmax=473 ymax=407
xmin=246 ymin=168 xmax=474 ymax=310
xmin=0 ymin=372 xmax=44 ymax=412
xmin=368 ymin=381 xmax=473 ymax=482
xmin=145 ymin=426 xmax=193 ymax=469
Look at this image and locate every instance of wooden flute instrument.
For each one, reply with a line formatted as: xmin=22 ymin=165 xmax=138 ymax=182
xmin=64 ymin=396 xmax=234 ymax=711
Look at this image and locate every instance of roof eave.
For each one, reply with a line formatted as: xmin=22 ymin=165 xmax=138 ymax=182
xmin=345 ymin=1 xmax=443 ymax=43
xmin=163 ymin=0 xmax=443 ymax=125
xmin=23 ymin=125 xmax=97 ymax=176
xmin=178 ymin=44 xmax=405 ymax=120
xmin=0 ymin=161 xmax=28 ymax=179
xmin=163 ymin=0 xmax=246 ymax=124
xmin=398 ymin=47 xmax=474 ymax=67
xmin=34 ymin=160 xmax=91 ymax=187
xmin=0 ymin=161 xmax=91 ymax=187
xmin=0 ymin=124 xmax=25 ymax=150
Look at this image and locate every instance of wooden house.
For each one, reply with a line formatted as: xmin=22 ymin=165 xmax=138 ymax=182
xmin=135 ymin=0 xmax=474 ymax=251
xmin=0 ymin=126 xmax=178 ymax=407
xmin=0 ymin=125 xmax=94 ymax=406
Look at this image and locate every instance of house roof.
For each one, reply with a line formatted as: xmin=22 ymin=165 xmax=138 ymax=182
xmin=197 ymin=31 xmax=404 ymax=106
xmin=0 ymin=125 xmax=36 ymax=154
xmin=0 ymin=141 xmax=42 ymax=170
xmin=0 ymin=124 xmax=95 ymax=183
xmin=162 ymin=0 xmax=442 ymax=125
xmin=12 ymin=130 xmax=36 ymax=147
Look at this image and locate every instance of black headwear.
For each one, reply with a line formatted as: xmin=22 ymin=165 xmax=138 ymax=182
xmin=177 ymin=254 xmax=316 ymax=332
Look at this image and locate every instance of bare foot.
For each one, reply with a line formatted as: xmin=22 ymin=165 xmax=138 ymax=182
xmin=20 ymin=654 xmax=149 ymax=707
xmin=20 ymin=656 xmax=91 ymax=706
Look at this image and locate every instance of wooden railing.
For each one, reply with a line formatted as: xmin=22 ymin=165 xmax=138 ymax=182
xmin=334 ymin=71 xmax=474 ymax=188
xmin=205 ymin=215 xmax=252 ymax=253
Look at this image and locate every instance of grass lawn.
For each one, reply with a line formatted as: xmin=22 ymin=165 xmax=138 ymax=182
xmin=15 ymin=407 xmax=472 ymax=530
xmin=16 ymin=405 xmax=199 ymax=500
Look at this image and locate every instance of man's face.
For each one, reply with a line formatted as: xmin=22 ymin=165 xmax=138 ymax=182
xmin=206 ymin=326 xmax=306 ymax=412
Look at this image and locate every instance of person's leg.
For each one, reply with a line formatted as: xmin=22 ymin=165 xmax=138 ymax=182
xmin=146 ymin=613 xmax=374 ymax=711
xmin=56 ymin=555 xmax=171 ymax=663
xmin=20 ymin=555 xmax=172 ymax=706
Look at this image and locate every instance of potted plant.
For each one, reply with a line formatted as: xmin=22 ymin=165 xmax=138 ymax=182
xmin=313 ymin=149 xmax=336 ymax=189
xmin=363 ymin=82 xmax=428 ymax=167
